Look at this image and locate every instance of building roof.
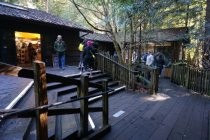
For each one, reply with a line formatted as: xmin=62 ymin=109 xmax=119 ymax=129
xmin=0 ymin=2 xmax=90 ymax=32
xmin=80 ymin=27 xmax=188 ymax=44
xmin=144 ymin=27 xmax=189 ymax=42
xmin=118 ymin=27 xmax=189 ymax=44
xmin=80 ymin=32 xmax=113 ymax=43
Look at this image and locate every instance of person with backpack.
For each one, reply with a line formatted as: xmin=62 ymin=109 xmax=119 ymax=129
xmin=82 ymin=40 xmax=95 ymax=77
xmin=154 ymin=52 xmax=165 ymax=76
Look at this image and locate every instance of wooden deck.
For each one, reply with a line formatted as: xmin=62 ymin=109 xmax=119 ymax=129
xmin=1 ymin=64 xmax=210 ymax=140
xmin=90 ymin=78 xmax=210 ymax=140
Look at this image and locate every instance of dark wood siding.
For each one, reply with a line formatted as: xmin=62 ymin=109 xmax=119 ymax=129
xmin=0 ymin=28 xmax=16 ymax=65
xmin=97 ymin=42 xmax=115 ymax=55
xmin=0 ymin=17 xmax=81 ymax=66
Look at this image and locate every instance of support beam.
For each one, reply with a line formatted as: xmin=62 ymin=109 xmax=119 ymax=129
xmin=79 ymin=75 xmax=89 ymax=138
xmin=34 ymin=61 xmax=48 ymax=140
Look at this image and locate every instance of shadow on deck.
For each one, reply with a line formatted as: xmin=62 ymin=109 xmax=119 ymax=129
xmin=96 ymin=78 xmax=210 ymax=140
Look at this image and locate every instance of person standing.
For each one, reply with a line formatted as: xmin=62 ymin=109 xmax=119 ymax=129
xmin=54 ymin=35 xmax=66 ymax=70
xmin=154 ymin=52 xmax=165 ymax=76
xmin=132 ymin=50 xmax=138 ymax=64
xmin=146 ymin=51 xmax=154 ymax=80
xmin=78 ymin=39 xmax=86 ymax=70
xmin=113 ymin=51 xmax=118 ymax=62
xmin=146 ymin=51 xmax=154 ymax=66
xmin=83 ymin=40 xmax=95 ymax=77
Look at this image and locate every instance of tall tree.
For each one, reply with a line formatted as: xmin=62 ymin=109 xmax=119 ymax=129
xmin=204 ymin=0 xmax=210 ymax=69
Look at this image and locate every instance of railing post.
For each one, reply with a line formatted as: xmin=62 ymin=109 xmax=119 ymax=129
xmin=154 ymin=68 xmax=160 ymax=92
xmin=208 ymin=72 xmax=210 ymax=96
xmin=132 ymin=72 xmax=135 ymax=90
xmin=112 ymin=63 xmax=115 ymax=80
xmin=150 ymin=68 xmax=159 ymax=94
xmin=102 ymin=80 xmax=109 ymax=126
xmin=79 ymin=75 xmax=89 ymax=138
xmin=185 ymin=66 xmax=190 ymax=89
xmin=102 ymin=52 xmax=105 ymax=73
xmin=33 ymin=61 xmax=48 ymax=140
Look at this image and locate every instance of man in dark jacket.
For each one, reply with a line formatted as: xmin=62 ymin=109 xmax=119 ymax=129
xmin=154 ymin=52 xmax=165 ymax=75
xmin=54 ymin=35 xmax=66 ymax=70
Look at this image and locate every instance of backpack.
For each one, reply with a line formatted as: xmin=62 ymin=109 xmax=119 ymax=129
xmin=155 ymin=54 xmax=165 ymax=65
xmin=78 ymin=43 xmax=84 ymax=51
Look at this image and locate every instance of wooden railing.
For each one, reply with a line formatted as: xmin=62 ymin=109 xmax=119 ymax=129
xmin=171 ymin=63 xmax=210 ymax=95
xmin=95 ymin=52 xmax=159 ymax=94
xmin=0 ymin=61 xmax=110 ymax=140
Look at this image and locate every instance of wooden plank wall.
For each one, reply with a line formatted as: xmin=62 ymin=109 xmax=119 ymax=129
xmin=171 ymin=64 xmax=210 ymax=95
xmin=0 ymin=17 xmax=81 ymax=67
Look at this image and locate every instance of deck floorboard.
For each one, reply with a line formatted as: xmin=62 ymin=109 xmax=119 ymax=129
xmin=100 ymin=78 xmax=210 ymax=140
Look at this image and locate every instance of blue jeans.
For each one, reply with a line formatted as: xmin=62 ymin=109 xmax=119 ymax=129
xmin=78 ymin=52 xmax=83 ymax=68
xmin=58 ymin=52 xmax=65 ymax=69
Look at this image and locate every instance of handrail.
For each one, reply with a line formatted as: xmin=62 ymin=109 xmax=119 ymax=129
xmin=0 ymin=89 xmax=113 ymax=121
xmin=95 ymin=52 xmax=159 ymax=94
xmin=96 ymin=53 xmax=155 ymax=72
xmin=96 ymin=53 xmax=137 ymax=73
xmin=0 ymin=61 xmax=111 ymax=139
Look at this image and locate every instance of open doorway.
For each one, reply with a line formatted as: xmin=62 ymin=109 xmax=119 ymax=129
xmin=15 ymin=31 xmax=41 ymax=67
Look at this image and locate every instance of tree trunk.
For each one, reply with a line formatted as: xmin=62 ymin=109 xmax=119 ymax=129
xmin=204 ymin=0 xmax=210 ymax=69
xmin=185 ymin=4 xmax=190 ymax=27
xmin=129 ymin=16 xmax=134 ymax=65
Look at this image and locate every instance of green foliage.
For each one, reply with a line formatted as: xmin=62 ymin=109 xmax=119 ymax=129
xmin=3 ymin=0 xmax=207 ymax=48
xmin=1 ymin=0 xmax=209 ymax=65
xmin=0 ymin=0 xmax=18 ymax=3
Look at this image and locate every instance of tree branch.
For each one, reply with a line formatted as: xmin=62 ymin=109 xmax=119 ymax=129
xmin=69 ymin=0 xmax=110 ymax=33
xmin=75 ymin=1 xmax=105 ymax=16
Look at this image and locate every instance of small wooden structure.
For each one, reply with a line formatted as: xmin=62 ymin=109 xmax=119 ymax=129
xmin=143 ymin=27 xmax=189 ymax=62
xmin=0 ymin=2 xmax=90 ymax=66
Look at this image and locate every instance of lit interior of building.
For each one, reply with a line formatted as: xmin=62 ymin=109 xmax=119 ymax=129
xmin=15 ymin=31 xmax=41 ymax=67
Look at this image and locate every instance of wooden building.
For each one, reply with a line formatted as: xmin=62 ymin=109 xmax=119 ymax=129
xmin=142 ymin=27 xmax=189 ymax=62
xmin=0 ymin=2 xmax=90 ymax=67
xmin=80 ymin=32 xmax=115 ymax=55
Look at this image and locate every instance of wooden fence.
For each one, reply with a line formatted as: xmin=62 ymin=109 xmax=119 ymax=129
xmin=0 ymin=61 xmax=110 ymax=140
xmin=171 ymin=63 xmax=210 ymax=95
xmin=95 ymin=52 xmax=159 ymax=94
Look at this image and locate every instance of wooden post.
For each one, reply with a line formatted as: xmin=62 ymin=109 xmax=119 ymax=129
xmin=208 ymin=72 xmax=210 ymax=96
xmin=131 ymin=72 xmax=135 ymax=90
xmin=185 ymin=67 xmax=190 ymax=89
xmin=102 ymin=80 xmax=109 ymax=126
xmin=33 ymin=61 xmax=48 ymax=140
xmin=155 ymin=68 xmax=159 ymax=92
xmin=170 ymin=64 xmax=174 ymax=82
xmin=79 ymin=75 xmax=89 ymax=138
xmin=102 ymin=52 xmax=105 ymax=73
xmin=112 ymin=63 xmax=115 ymax=80
xmin=128 ymin=66 xmax=130 ymax=88
xmin=150 ymin=68 xmax=159 ymax=94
